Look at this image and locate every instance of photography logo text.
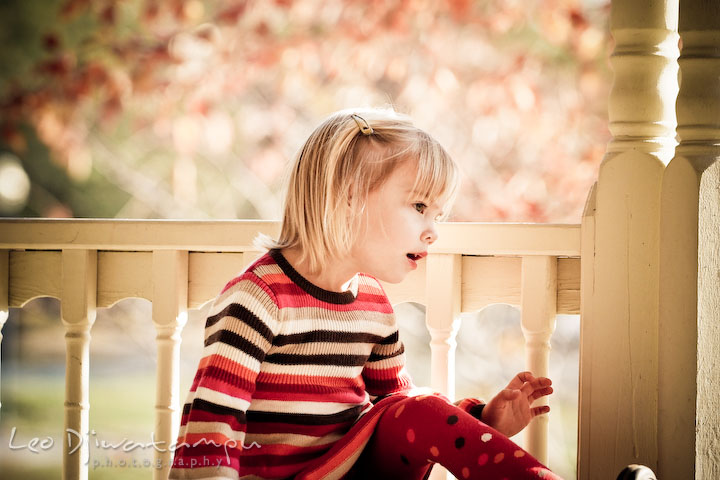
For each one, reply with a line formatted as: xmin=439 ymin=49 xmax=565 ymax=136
xmin=7 ymin=427 xmax=260 ymax=469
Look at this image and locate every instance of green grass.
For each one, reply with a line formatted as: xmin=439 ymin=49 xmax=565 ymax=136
xmin=1 ymin=371 xmax=163 ymax=479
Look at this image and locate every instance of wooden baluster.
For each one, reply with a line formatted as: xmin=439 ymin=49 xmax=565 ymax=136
xmin=580 ymin=0 xmax=680 ymax=477
xmin=520 ymin=255 xmax=557 ymax=466
xmin=61 ymin=249 xmax=97 ymax=480
xmin=658 ymin=2 xmax=720 ymax=478
xmin=152 ymin=250 xmax=188 ymax=479
xmin=425 ymin=253 xmax=462 ymax=397
xmin=0 ymin=250 xmax=8 ymax=413
xmin=425 ymin=253 xmax=461 ymax=480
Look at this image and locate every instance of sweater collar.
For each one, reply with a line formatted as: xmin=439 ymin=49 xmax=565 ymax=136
xmin=269 ymin=249 xmax=359 ymax=305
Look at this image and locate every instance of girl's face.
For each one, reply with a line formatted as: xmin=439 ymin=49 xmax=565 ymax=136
xmin=349 ymin=159 xmax=444 ymax=284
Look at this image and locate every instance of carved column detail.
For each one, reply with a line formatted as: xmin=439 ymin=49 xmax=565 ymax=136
xmin=579 ymin=1 xmax=680 ymax=478
xmin=520 ymin=255 xmax=557 ymax=466
xmin=61 ymin=249 xmax=97 ymax=480
xmin=152 ymin=250 xmax=189 ymax=480
xmin=659 ymin=1 xmax=720 ymax=478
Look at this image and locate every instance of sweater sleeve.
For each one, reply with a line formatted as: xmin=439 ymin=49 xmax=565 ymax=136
xmin=169 ymin=272 xmax=279 ymax=479
xmin=361 ymin=329 xmax=415 ymax=400
xmin=360 ymin=328 xmax=487 ymax=418
xmin=361 ymin=333 xmax=486 ymax=417
xmin=455 ymin=397 xmax=486 ymax=420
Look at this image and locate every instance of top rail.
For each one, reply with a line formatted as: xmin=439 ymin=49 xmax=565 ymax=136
xmin=0 ymin=219 xmax=581 ymax=256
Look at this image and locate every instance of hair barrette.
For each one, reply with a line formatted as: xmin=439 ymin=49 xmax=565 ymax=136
xmin=351 ymin=114 xmax=374 ymax=135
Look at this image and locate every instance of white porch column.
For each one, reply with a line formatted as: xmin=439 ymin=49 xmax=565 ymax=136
xmin=152 ymin=250 xmax=188 ymax=479
xmin=61 ymin=249 xmax=97 ymax=480
xmin=425 ymin=253 xmax=461 ymax=480
xmin=520 ymin=255 xmax=557 ymax=466
xmin=425 ymin=253 xmax=462 ymax=398
xmin=659 ymin=1 xmax=720 ymax=478
xmin=578 ymin=0 xmax=679 ymax=478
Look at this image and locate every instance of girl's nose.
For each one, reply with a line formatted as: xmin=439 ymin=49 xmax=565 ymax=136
xmin=424 ymin=225 xmax=438 ymax=244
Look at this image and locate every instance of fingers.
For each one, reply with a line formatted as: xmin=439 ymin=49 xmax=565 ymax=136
xmin=530 ymin=376 xmax=552 ymax=388
xmin=516 ymin=371 xmax=535 ymax=382
xmin=530 ymin=386 xmax=554 ymax=402
xmin=512 ymin=371 xmax=535 ymax=386
xmin=520 ymin=381 xmax=535 ymax=397
xmin=504 ymin=374 xmax=555 ymax=405
xmin=510 ymin=372 xmax=552 ymax=388
xmin=531 ymin=405 xmax=550 ymax=417
xmin=506 ymin=371 xmax=533 ymax=390
xmin=526 ymin=377 xmax=552 ymax=393
xmin=519 ymin=380 xmax=553 ymax=402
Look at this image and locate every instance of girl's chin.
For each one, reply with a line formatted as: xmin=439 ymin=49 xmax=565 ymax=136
xmin=374 ymin=270 xmax=409 ymax=284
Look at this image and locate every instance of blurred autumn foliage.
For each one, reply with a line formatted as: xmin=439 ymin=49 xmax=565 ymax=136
xmin=0 ymin=0 xmax=612 ymax=221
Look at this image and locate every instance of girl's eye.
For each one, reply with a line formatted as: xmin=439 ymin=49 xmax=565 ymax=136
xmin=413 ymin=203 xmax=427 ymax=213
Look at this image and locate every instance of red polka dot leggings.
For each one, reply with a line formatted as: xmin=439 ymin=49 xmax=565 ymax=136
xmin=349 ymin=394 xmax=562 ymax=479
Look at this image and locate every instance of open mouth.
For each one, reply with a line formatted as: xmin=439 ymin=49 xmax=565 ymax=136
xmin=406 ymin=252 xmax=427 ymax=261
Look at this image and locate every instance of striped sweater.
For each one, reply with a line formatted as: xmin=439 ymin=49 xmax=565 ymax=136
xmin=169 ymin=249 xmax=480 ymax=479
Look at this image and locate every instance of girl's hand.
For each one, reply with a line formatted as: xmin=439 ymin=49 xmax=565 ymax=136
xmin=480 ymin=371 xmax=553 ymax=438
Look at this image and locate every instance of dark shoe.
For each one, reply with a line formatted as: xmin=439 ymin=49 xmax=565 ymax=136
xmin=616 ymin=465 xmax=657 ymax=480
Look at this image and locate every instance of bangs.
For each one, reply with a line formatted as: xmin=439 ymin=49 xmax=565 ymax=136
xmin=407 ymin=132 xmax=459 ymax=219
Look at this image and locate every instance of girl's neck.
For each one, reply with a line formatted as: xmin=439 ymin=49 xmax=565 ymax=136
xmin=280 ymin=246 xmax=358 ymax=293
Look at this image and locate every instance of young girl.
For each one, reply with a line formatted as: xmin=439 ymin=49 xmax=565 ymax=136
xmin=169 ymin=108 xmax=561 ymax=480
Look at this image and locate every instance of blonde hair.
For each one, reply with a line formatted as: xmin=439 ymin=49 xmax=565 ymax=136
xmin=258 ymin=107 xmax=459 ymax=273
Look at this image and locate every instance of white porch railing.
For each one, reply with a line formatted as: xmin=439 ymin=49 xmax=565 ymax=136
xmin=0 ymin=219 xmax=580 ymax=479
